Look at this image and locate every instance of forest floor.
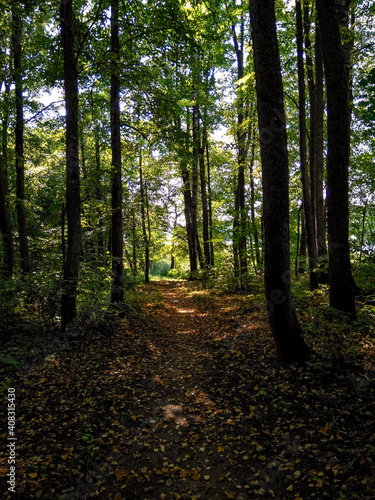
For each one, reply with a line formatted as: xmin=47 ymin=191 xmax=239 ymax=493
xmin=1 ymin=279 xmax=375 ymax=499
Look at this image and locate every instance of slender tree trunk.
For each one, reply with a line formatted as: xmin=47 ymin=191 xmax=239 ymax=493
xmin=296 ymin=0 xmax=318 ymax=290
xmin=139 ymin=153 xmax=150 ymax=283
xmin=95 ymin=127 xmax=104 ymax=258
xmin=313 ymin=22 xmax=328 ymax=281
xmin=199 ymin=120 xmax=210 ymax=268
xmin=249 ymin=114 xmax=261 ymax=270
xmin=191 ymin=95 xmax=202 ymax=273
xmin=60 ymin=0 xmax=81 ymax=330
xmin=12 ymin=0 xmax=30 ymax=273
xmin=250 ymin=0 xmax=310 ymax=363
xmin=304 ymin=4 xmax=328 ymax=282
xmin=316 ymin=0 xmax=356 ymax=319
xmin=110 ymin=0 xmax=124 ymax=303
xmin=359 ymin=200 xmax=367 ymax=266
xmin=203 ymin=118 xmax=215 ymax=267
xmin=132 ymin=206 xmax=137 ymax=278
xmin=232 ymin=10 xmax=248 ymax=285
xmin=0 ymin=82 xmax=14 ymax=278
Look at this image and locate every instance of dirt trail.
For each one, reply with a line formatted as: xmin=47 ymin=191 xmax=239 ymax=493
xmin=119 ymin=280 xmax=254 ymax=499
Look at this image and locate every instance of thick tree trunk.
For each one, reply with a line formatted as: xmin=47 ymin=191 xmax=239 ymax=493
xmin=110 ymin=0 xmax=124 ymax=303
xmin=0 ymin=82 xmax=15 ymax=278
xmin=316 ymin=0 xmax=356 ymax=319
xmin=12 ymin=1 xmax=30 ymax=273
xmin=180 ymin=156 xmax=197 ymax=275
xmin=296 ymin=0 xmax=318 ymax=290
xmin=250 ymin=0 xmax=310 ymax=363
xmin=60 ymin=0 xmax=81 ymax=330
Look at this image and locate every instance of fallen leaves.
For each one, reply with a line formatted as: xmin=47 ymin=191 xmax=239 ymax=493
xmin=1 ymin=281 xmax=374 ymax=500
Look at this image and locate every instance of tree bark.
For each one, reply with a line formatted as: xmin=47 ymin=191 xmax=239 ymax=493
xmin=12 ymin=0 xmax=30 ymax=273
xmin=316 ymin=0 xmax=356 ymax=318
xmin=249 ymin=0 xmax=310 ymax=363
xmin=110 ymin=0 xmax=124 ymax=303
xmin=60 ymin=0 xmax=81 ymax=330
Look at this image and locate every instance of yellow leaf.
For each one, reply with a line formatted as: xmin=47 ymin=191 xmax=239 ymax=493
xmin=114 ymin=494 xmax=122 ymax=500
xmin=225 ymin=492 xmax=234 ymax=499
xmin=29 ymin=472 xmax=38 ymax=478
xmin=218 ymin=445 xmax=225 ymax=452
xmin=115 ymin=469 xmax=126 ymax=481
xmin=204 ymin=475 xmax=210 ymax=480
xmin=286 ymin=484 xmax=293 ymax=492
xmin=61 ymin=454 xmax=68 ymax=461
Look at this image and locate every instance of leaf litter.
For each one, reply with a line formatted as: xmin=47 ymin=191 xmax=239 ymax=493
xmin=1 ymin=280 xmax=375 ymax=499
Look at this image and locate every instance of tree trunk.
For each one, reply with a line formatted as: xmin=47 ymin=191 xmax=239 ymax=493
xmin=316 ymin=0 xmax=356 ymax=319
xmin=296 ymin=0 xmax=318 ymax=290
xmin=249 ymin=111 xmax=261 ymax=270
xmin=192 ymin=95 xmax=203 ymax=272
xmin=12 ymin=0 xmax=30 ymax=273
xmin=139 ymin=153 xmax=150 ymax=283
xmin=203 ymin=116 xmax=215 ymax=267
xmin=132 ymin=206 xmax=137 ymax=278
xmin=60 ymin=0 xmax=81 ymax=330
xmin=313 ymin=22 xmax=328 ymax=282
xmin=199 ymin=119 xmax=210 ymax=268
xmin=110 ymin=0 xmax=124 ymax=303
xmin=180 ymin=155 xmax=197 ymax=275
xmin=249 ymin=0 xmax=310 ymax=363
xmin=95 ymin=125 xmax=104 ymax=258
xmin=232 ymin=11 xmax=248 ymax=285
xmin=304 ymin=4 xmax=328 ymax=283
xmin=0 ymin=82 xmax=15 ymax=278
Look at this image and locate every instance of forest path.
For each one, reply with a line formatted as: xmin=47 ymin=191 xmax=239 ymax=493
xmin=120 ymin=280 xmax=257 ymax=499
